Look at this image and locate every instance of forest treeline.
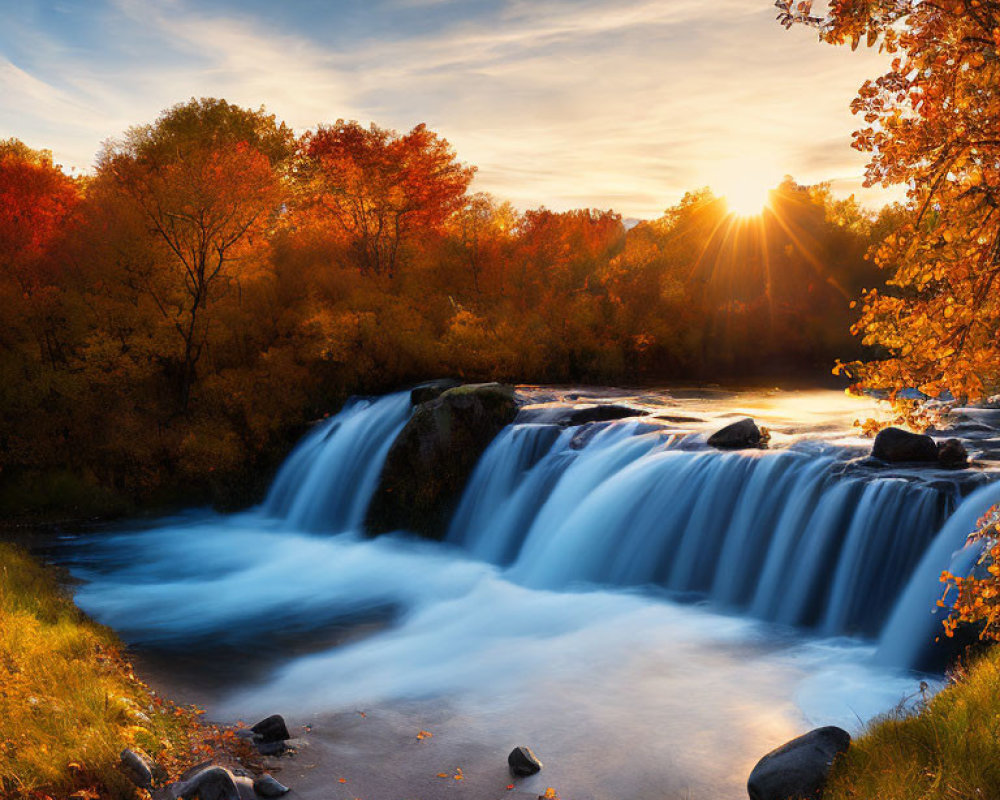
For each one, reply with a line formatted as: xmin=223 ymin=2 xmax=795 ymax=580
xmin=1 ymin=98 xmax=899 ymax=517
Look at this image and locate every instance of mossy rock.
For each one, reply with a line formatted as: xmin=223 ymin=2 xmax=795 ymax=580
xmin=366 ymin=383 xmax=517 ymax=539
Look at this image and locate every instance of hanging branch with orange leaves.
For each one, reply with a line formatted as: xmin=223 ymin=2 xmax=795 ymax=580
xmin=782 ymin=1 xmax=1000 ymax=417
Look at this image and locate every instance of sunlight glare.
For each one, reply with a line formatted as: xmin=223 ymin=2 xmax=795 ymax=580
xmin=710 ymin=159 xmax=781 ymax=219
xmin=723 ymin=183 xmax=771 ymax=217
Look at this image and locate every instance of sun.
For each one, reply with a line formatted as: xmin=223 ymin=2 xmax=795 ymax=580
xmin=722 ymin=182 xmax=771 ymax=218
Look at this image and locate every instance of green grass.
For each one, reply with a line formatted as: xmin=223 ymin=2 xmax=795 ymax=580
xmin=827 ymin=647 xmax=1000 ymax=799
xmin=0 ymin=543 xmax=238 ymax=799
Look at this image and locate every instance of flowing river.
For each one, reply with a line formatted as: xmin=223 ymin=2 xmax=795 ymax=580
xmin=57 ymin=388 xmax=1000 ymax=799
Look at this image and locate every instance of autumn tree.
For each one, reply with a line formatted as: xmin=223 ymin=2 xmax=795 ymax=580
xmin=0 ymin=142 xmax=83 ymax=481
xmin=298 ymin=121 xmax=475 ymax=278
xmin=96 ymin=99 xmax=292 ymax=410
xmin=780 ymin=0 xmax=1000 ymax=407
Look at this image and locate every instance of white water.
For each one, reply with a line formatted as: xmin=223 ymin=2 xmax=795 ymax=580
xmin=65 ymin=389 xmax=1000 ymax=800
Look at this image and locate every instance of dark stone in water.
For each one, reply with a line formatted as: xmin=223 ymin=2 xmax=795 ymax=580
xmin=411 ymin=379 xmax=461 ymax=406
xmin=561 ymin=404 xmax=648 ymax=426
xmin=251 ymin=714 xmax=290 ymax=743
xmin=367 ymin=383 xmax=518 ymax=539
xmin=508 ymin=745 xmax=544 ymax=776
xmin=255 ymin=740 xmax=287 ymax=756
xmin=253 ymin=774 xmax=291 ymax=797
xmin=707 ymin=418 xmax=762 ymax=450
xmin=937 ymin=438 xmax=969 ymax=469
xmin=872 ymin=427 xmax=938 ymax=464
xmin=747 ymin=726 xmax=850 ymax=800
xmin=170 ymin=765 xmax=255 ymax=800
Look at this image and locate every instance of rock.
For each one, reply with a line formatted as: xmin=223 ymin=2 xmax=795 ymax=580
xmin=508 ymin=745 xmax=543 ymax=776
xmin=562 ymin=404 xmax=648 ymax=426
xmin=366 ymin=383 xmax=519 ymax=538
xmin=255 ymin=740 xmax=287 ymax=756
xmin=937 ymin=438 xmax=969 ymax=469
xmin=253 ymin=774 xmax=291 ymax=798
xmin=178 ymin=761 xmax=215 ymax=782
xmin=251 ymin=714 xmax=290 ymax=743
xmin=170 ymin=766 xmax=256 ymax=800
xmin=871 ymin=427 xmax=939 ymax=463
xmin=411 ymin=379 xmax=462 ymax=405
xmin=120 ymin=748 xmax=155 ymax=789
xmin=707 ymin=418 xmax=763 ymax=450
xmin=747 ymin=726 xmax=851 ymax=800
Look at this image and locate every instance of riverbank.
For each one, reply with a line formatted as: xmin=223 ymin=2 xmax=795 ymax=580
xmin=825 ymin=646 xmax=1000 ymax=799
xmin=0 ymin=543 xmax=256 ymax=799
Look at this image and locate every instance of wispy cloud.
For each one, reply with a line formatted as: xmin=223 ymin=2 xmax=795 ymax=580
xmin=0 ymin=0 xmax=895 ymax=215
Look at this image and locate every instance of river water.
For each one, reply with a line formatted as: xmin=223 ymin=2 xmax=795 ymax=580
xmin=58 ymin=388 xmax=1000 ymax=799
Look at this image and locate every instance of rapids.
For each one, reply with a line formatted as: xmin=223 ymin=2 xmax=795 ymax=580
xmin=60 ymin=388 xmax=1000 ymax=799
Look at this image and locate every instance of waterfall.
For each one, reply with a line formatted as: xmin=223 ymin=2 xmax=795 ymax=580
xmin=876 ymin=480 xmax=1000 ymax=670
xmin=262 ymin=391 xmax=411 ymax=531
xmin=447 ymin=421 xmax=959 ymax=642
xmin=69 ymin=389 xmax=1000 ymax=675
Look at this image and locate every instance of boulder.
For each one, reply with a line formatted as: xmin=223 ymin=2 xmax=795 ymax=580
xmin=747 ymin=726 xmax=851 ymax=800
xmin=250 ymin=714 xmax=290 ymax=743
xmin=253 ymin=774 xmax=290 ymax=798
xmin=366 ymin=383 xmax=518 ymax=538
xmin=508 ymin=745 xmax=543 ymax=777
xmin=871 ymin=427 xmax=938 ymax=463
xmin=170 ymin=766 xmax=256 ymax=800
xmin=708 ymin=418 xmax=763 ymax=450
xmin=561 ymin=404 xmax=648 ymax=426
xmin=937 ymin=438 xmax=969 ymax=469
xmin=410 ymin=379 xmax=462 ymax=406
xmin=120 ymin=749 xmax=156 ymax=789
xmin=255 ymin=740 xmax=287 ymax=757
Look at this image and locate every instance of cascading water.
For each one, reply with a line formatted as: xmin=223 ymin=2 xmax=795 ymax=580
xmin=60 ymin=389 xmax=1000 ymax=800
xmin=450 ymin=422 xmax=954 ymax=640
xmin=262 ymin=391 xmax=411 ymax=531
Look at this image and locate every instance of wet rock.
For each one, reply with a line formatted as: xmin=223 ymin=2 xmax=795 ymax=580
xmin=253 ymin=774 xmax=290 ymax=797
xmin=707 ymin=418 xmax=763 ymax=450
xmin=120 ymin=749 xmax=156 ymax=789
xmin=367 ymin=383 xmax=518 ymax=539
xmin=747 ymin=726 xmax=851 ymax=800
xmin=251 ymin=714 xmax=291 ymax=743
xmin=178 ymin=761 xmax=215 ymax=782
xmin=561 ymin=404 xmax=648 ymax=426
xmin=170 ymin=765 xmax=256 ymax=800
xmin=871 ymin=427 xmax=938 ymax=463
xmin=508 ymin=745 xmax=543 ymax=776
xmin=411 ymin=379 xmax=461 ymax=406
xmin=937 ymin=438 xmax=969 ymax=469
xmin=255 ymin=740 xmax=287 ymax=757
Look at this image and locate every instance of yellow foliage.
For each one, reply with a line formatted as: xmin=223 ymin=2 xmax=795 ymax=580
xmin=0 ymin=544 xmax=209 ymax=799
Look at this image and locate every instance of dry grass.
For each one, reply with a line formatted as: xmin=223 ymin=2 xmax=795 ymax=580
xmin=827 ymin=647 xmax=1000 ymax=800
xmin=0 ymin=543 xmax=248 ymax=799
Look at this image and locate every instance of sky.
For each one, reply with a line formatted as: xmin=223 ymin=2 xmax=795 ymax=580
xmin=0 ymin=0 xmax=895 ymax=219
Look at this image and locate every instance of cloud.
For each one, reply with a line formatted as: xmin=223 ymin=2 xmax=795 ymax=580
xmin=0 ymin=0 xmax=894 ymax=215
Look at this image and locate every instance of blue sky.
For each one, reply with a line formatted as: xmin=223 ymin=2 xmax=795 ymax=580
xmin=0 ymin=0 xmax=893 ymax=217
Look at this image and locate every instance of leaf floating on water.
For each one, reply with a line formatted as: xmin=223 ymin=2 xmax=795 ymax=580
xmin=436 ymin=773 xmax=450 ymax=779
xmin=416 ymin=729 xmax=433 ymax=740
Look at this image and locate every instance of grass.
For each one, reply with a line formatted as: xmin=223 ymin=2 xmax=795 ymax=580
xmin=0 ymin=543 xmax=250 ymax=799
xmin=827 ymin=646 xmax=1000 ymax=800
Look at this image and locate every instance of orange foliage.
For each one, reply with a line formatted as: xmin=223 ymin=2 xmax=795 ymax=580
xmin=0 ymin=99 xmax=891 ymax=519
xmin=941 ymin=506 xmax=1000 ymax=642
xmin=783 ymin=0 xmax=1000 ymax=416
